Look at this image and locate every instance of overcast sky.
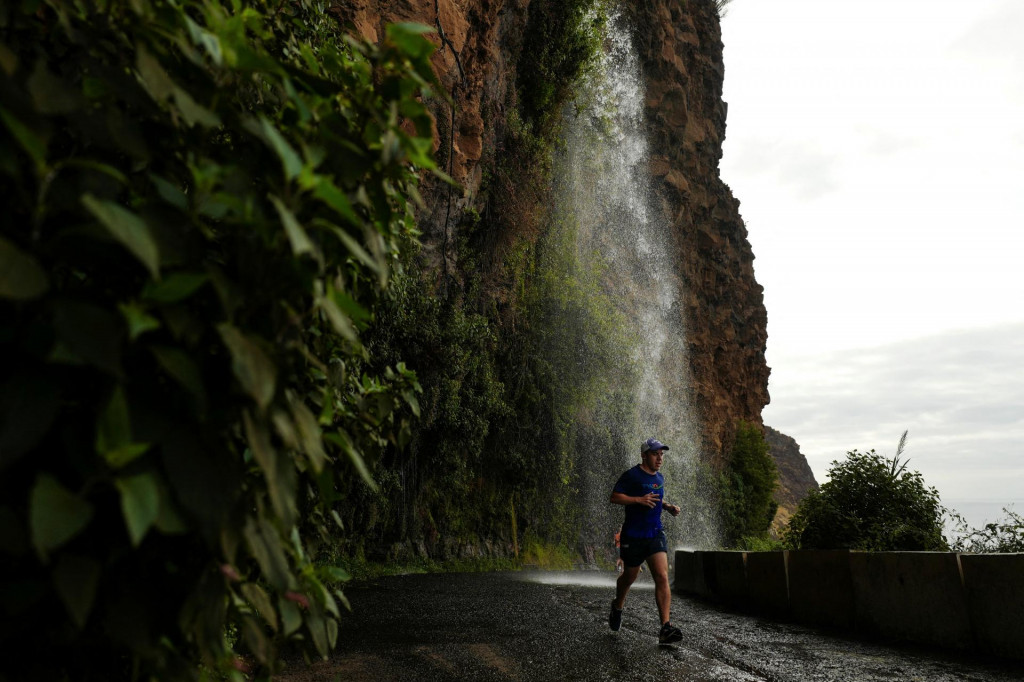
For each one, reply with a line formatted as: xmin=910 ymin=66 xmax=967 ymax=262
xmin=718 ymin=0 xmax=1024 ymax=519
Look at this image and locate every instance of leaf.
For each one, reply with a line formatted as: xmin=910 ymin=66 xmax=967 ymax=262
xmin=252 ymin=116 xmax=302 ymax=180
xmin=323 ymin=432 xmax=377 ymax=491
xmin=321 ymin=565 xmax=351 ymax=583
xmin=243 ymin=411 xmax=296 ymax=526
xmin=402 ymin=389 xmax=421 ymax=418
xmin=62 ymin=159 xmax=128 ymax=185
xmin=104 ymin=443 xmax=151 ymax=469
xmin=244 ymin=517 xmax=292 ymax=592
xmin=184 ymin=15 xmax=224 ymax=66
xmin=151 ymin=345 xmax=207 ymax=410
xmin=288 ymin=393 xmax=326 ymax=474
xmin=0 ymin=105 xmax=47 ymax=173
xmin=307 ymin=607 xmax=330 ymax=658
xmin=317 ymin=293 xmax=357 ymax=342
xmin=240 ymin=614 xmax=270 ymax=664
xmin=53 ymin=554 xmax=101 ymax=628
xmin=269 ymin=195 xmax=318 ymax=259
xmin=0 ymin=374 xmax=59 ymax=473
xmin=135 ymin=47 xmax=175 ymax=100
xmin=320 ymin=615 xmax=335 ymax=651
xmin=386 ymin=23 xmax=437 ymax=60
xmin=271 ymin=409 xmax=300 ymax=451
xmin=334 ymin=589 xmax=352 ymax=612
xmin=28 ymin=60 xmax=83 ymax=115
xmin=172 ymin=86 xmax=222 ymax=128
xmin=328 ymin=284 xmax=371 ymax=325
xmin=0 ymin=236 xmax=49 ymax=300
xmin=240 ymin=582 xmax=278 ymax=632
xmin=143 ymin=272 xmax=208 ymax=303
xmin=95 ymin=385 xmax=132 ymax=455
xmin=94 ymin=386 xmax=152 ymax=468
xmin=323 ymin=223 xmax=382 ymax=277
xmin=118 ymin=302 xmax=161 ymax=340
xmin=52 ymin=301 xmax=124 ymax=377
xmin=149 ymin=174 xmax=188 ymax=211
xmin=313 ymin=179 xmax=360 ymax=226
xmin=278 ymin=594 xmax=302 ymax=636
xmin=153 ymin=479 xmax=187 ymax=534
xmin=218 ymin=324 xmax=276 ymax=410
xmin=115 ymin=473 xmax=160 ymax=546
xmin=81 ymin=194 xmax=160 ymax=279
xmin=30 ymin=475 xmax=93 ymax=560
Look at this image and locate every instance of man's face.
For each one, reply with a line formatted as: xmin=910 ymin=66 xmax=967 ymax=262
xmin=642 ymin=448 xmax=665 ymax=471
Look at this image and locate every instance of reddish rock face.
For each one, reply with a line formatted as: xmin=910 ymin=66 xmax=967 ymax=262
xmin=628 ymin=0 xmax=769 ymax=464
xmin=333 ymin=0 xmax=530 ymax=267
xmin=334 ymin=0 xmax=769 ymax=465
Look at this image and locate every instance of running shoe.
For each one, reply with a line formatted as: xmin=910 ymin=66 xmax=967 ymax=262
xmin=609 ymin=601 xmax=622 ymax=631
xmin=658 ymin=622 xmax=683 ymax=644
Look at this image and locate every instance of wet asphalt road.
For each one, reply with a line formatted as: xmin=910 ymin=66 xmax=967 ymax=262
xmin=276 ymin=571 xmax=1023 ymax=681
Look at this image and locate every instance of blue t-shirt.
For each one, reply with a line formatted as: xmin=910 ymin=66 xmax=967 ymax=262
xmin=613 ymin=465 xmax=664 ymax=538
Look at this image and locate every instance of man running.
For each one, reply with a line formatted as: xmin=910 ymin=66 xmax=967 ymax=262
xmin=608 ymin=437 xmax=683 ymax=644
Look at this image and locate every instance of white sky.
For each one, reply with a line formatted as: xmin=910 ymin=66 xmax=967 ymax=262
xmin=718 ymin=0 xmax=1024 ymax=518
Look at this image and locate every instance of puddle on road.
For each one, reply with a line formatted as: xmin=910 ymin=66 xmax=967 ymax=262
xmin=517 ymin=570 xmax=655 ymax=589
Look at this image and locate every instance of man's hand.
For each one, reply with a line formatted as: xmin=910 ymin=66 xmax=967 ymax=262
xmin=664 ymin=502 xmax=681 ymax=517
xmin=635 ymin=492 xmax=659 ymax=508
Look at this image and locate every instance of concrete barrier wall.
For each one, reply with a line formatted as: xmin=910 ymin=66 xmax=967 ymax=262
xmin=850 ymin=552 xmax=971 ymax=650
xmin=961 ymin=553 xmax=1024 ymax=658
xmin=745 ymin=551 xmax=789 ymax=618
xmin=672 ymin=549 xmax=1023 ymax=661
xmin=788 ymin=550 xmax=855 ymax=630
xmin=710 ymin=551 xmax=748 ymax=606
xmin=673 ymin=550 xmax=697 ymax=595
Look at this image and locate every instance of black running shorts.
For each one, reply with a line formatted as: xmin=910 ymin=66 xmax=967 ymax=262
xmin=619 ymin=531 xmax=668 ymax=568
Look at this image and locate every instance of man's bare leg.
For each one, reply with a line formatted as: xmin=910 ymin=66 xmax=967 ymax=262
xmin=614 ymin=564 xmax=641 ymax=609
xmin=647 ymin=551 xmax=671 ymax=624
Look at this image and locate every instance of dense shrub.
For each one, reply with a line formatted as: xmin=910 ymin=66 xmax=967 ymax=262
xmin=785 ymin=434 xmax=948 ymax=551
xmin=718 ymin=422 xmax=778 ymax=546
xmin=0 ymin=0 xmax=439 ymax=678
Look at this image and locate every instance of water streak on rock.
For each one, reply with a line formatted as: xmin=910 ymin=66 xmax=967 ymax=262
xmin=553 ymin=8 xmax=720 ymax=552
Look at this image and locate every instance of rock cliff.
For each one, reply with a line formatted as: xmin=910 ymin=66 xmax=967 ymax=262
xmin=765 ymin=426 xmax=819 ymax=531
xmin=335 ymin=0 xmax=769 ymax=466
xmin=628 ymin=1 xmax=769 ymax=464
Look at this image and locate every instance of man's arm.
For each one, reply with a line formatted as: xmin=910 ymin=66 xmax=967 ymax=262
xmin=611 ymin=491 xmax=658 ymax=507
xmin=662 ymin=502 xmax=681 ymax=516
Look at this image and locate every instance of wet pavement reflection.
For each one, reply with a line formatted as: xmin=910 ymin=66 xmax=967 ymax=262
xmin=277 ymin=570 xmax=1023 ymax=681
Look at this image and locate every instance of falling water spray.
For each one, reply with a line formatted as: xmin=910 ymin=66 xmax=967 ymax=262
xmin=550 ymin=7 xmax=721 ymax=556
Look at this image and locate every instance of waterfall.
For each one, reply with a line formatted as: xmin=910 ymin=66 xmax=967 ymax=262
xmin=548 ymin=8 xmax=720 ymax=556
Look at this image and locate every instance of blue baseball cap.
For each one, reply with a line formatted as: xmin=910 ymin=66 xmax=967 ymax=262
xmin=641 ymin=438 xmax=669 ymax=453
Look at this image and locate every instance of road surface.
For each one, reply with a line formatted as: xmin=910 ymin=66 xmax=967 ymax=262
xmin=276 ymin=570 xmax=1022 ymax=681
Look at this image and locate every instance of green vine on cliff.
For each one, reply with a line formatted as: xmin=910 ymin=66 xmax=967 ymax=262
xmin=718 ymin=422 xmax=779 ymax=547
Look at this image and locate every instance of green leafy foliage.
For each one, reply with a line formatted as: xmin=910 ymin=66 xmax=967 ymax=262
xmin=0 ymin=0 xmax=435 ymax=678
xmin=347 ymin=262 xmax=511 ymax=549
xmin=322 ymin=0 xmax=612 ymax=563
xmin=784 ymin=433 xmax=948 ymax=551
xmin=718 ymin=422 xmax=779 ymax=546
xmin=949 ymin=507 xmax=1024 ymax=554
xmin=518 ymin=0 xmax=607 ymax=135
